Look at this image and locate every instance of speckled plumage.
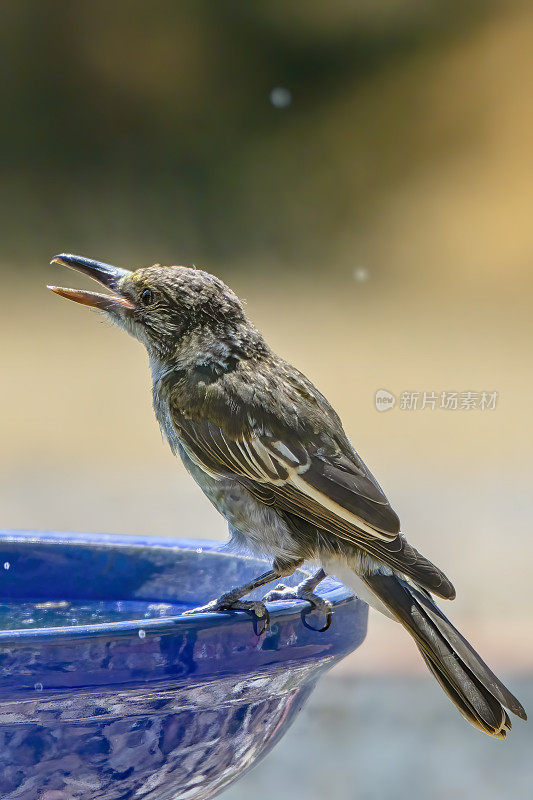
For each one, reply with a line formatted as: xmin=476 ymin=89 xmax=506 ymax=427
xmin=49 ymin=254 xmax=526 ymax=737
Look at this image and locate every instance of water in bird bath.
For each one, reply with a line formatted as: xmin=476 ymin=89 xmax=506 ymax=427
xmin=0 ymin=598 xmax=192 ymax=629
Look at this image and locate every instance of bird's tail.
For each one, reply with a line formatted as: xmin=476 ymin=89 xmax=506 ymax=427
xmin=362 ymin=571 xmax=527 ymax=737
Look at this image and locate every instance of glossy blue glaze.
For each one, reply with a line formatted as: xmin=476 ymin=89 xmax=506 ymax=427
xmin=0 ymin=530 xmax=367 ymax=800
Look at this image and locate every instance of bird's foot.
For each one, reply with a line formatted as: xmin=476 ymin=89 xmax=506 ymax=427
xmin=263 ymin=582 xmax=333 ymax=632
xmin=182 ymin=593 xmax=270 ymax=635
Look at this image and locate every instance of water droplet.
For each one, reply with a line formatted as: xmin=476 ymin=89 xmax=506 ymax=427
xmin=3 ymin=562 xmax=10 ymax=570
xmin=270 ymin=87 xmax=292 ymax=108
xmin=353 ymin=267 xmax=369 ymax=283
xmin=138 ymin=629 xmax=146 ymax=639
xmin=34 ymin=682 xmax=43 ymax=692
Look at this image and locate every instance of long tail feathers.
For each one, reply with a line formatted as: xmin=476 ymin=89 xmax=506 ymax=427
xmin=363 ymin=571 xmax=527 ymax=738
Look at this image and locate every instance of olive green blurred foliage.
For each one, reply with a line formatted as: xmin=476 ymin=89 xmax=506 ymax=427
xmin=0 ymin=0 xmax=494 ymax=269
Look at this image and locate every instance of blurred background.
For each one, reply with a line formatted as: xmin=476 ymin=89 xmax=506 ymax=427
xmin=1 ymin=0 xmax=532 ymax=796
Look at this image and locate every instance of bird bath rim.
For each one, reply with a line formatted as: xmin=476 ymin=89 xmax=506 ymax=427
xmin=0 ymin=529 xmax=356 ymax=643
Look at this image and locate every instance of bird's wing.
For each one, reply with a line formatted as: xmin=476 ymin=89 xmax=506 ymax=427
xmin=175 ymin=416 xmax=400 ymax=543
xmin=176 ymin=415 xmax=456 ymax=598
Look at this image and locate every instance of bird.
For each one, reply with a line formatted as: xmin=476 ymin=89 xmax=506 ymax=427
xmin=48 ymin=252 xmax=526 ymax=738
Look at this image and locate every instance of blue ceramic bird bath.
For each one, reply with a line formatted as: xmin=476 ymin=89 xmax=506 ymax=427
xmin=0 ymin=530 xmax=367 ymax=800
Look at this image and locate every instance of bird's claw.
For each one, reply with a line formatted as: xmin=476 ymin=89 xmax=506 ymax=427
xmin=263 ymin=584 xmax=333 ymax=632
xmin=182 ymin=596 xmax=270 ymax=635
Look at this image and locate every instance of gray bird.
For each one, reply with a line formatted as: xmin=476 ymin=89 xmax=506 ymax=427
xmin=48 ymin=253 xmax=526 ymax=738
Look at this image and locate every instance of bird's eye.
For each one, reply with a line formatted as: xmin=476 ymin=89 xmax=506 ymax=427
xmin=140 ymin=288 xmax=155 ymax=307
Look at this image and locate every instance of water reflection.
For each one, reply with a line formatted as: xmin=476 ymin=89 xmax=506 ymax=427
xmin=0 ymin=600 xmax=190 ymax=630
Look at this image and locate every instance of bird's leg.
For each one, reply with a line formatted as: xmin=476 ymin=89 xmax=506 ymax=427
xmin=182 ymin=558 xmax=303 ymax=633
xmin=263 ymin=568 xmax=332 ymax=631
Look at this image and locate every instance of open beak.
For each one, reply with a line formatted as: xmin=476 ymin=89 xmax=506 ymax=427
xmin=48 ymin=253 xmax=135 ymax=311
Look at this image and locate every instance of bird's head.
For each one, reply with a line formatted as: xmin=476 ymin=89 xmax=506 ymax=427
xmin=48 ymin=254 xmax=253 ymax=371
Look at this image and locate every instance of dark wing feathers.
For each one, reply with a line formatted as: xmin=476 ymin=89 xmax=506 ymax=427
xmin=302 ymin=464 xmax=399 ymax=534
xmin=175 ymin=415 xmax=454 ymax=598
xmin=312 ymin=448 xmax=389 ymax=503
xmin=178 ymin=417 xmax=398 ymax=538
xmin=273 ymin=482 xmax=453 ymax=598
